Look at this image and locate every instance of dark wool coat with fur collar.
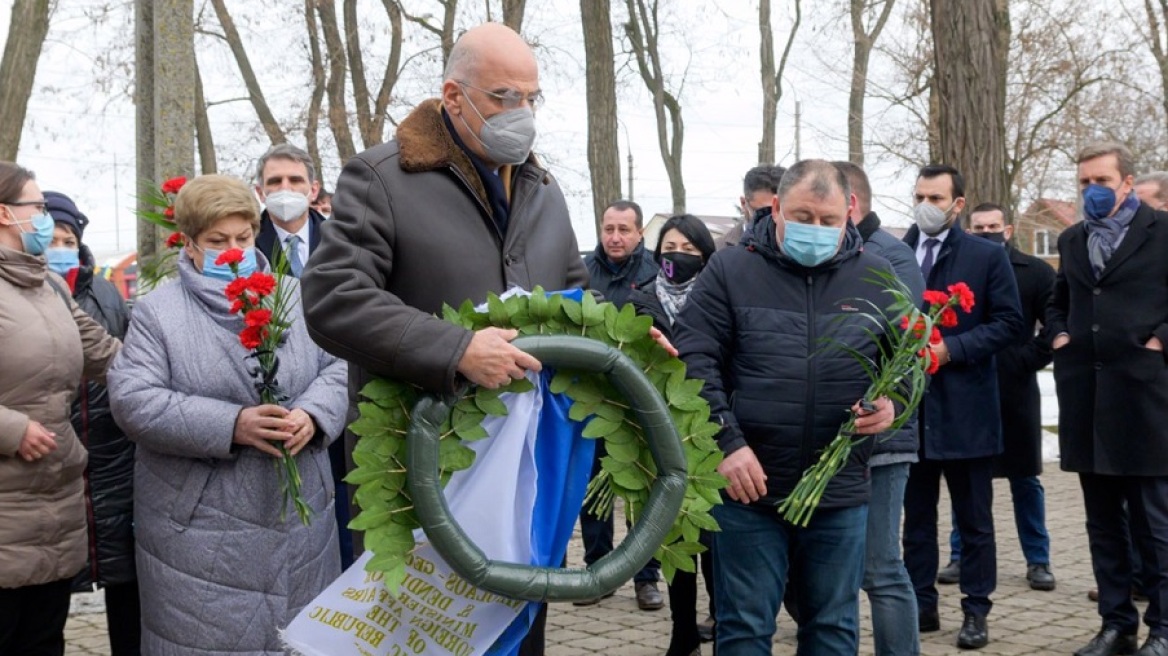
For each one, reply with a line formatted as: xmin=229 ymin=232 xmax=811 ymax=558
xmin=301 ymin=99 xmax=589 ymax=396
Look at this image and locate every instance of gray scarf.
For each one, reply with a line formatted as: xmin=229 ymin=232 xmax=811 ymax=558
xmin=654 ymin=271 xmax=697 ymax=327
xmin=1084 ymin=193 xmax=1139 ymax=278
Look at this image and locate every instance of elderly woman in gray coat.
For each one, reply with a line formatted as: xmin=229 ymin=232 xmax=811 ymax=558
xmin=108 ymin=175 xmax=348 ymax=655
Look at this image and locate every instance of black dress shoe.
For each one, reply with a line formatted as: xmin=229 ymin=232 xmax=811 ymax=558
xmin=635 ymin=581 xmax=665 ymax=610
xmin=937 ymin=559 xmax=961 ymax=584
xmin=1027 ymin=563 xmax=1056 ymax=591
xmin=696 ymin=614 xmax=714 ymax=642
xmin=919 ymin=608 xmax=940 ymax=633
xmin=1074 ymin=628 xmax=1138 ymax=656
xmin=1137 ymin=636 xmax=1168 ymax=656
xmin=956 ymin=612 xmax=988 ymax=650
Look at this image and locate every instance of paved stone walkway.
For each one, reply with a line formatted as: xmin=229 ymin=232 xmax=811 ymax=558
xmin=65 ymin=465 xmax=1115 ymax=655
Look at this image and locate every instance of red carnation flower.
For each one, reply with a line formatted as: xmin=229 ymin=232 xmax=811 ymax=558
xmin=925 ymin=348 xmax=940 ymax=375
xmin=225 ymin=277 xmax=250 ymax=302
xmin=947 ymin=282 xmax=975 ymax=313
xmin=229 ymin=299 xmax=244 ymax=314
xmin=246 ymin=272 xmax=277 ymax=296
xmin=239 ymin=325 xmax=267 ymax=350
xmin=244 ymin=308 xmax=272 ymax=328
xmin=164 ymin=206 xmax=175 ymax=220
xmin=929 ymin=327 xmax=943 ymax=345
xmin=940 ymin=307 xmax=959 ymax=328
xmin=161 ymin=176 xmax=187 ymax=194
xmin=922 ymin=290 xmax=950 ymax=307
xmin=215 ymin=248 xmax=246 ymax=267
xmin=165 ymin=232 xmax=184 ymax=249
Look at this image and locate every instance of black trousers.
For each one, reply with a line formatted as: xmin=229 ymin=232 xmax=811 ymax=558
xmin=1080 ymin=473 xmax=1168 ymax=637
xmin=103 ymin=581 xmax=142 ymax=656
xmin=666 ymin=544 xmax=716 ymax=656
xmin=903 ymin=456 xmax=997 ymax=617
xmin=0 ymin=578 xmax=72 ymax=656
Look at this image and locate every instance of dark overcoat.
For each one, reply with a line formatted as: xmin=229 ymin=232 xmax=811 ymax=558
xmin=1048 ymin=204 xmax=1168 ymax=476
xmin=903 ymin=225 xmax=1025 ymax=460
xmin=995 ymin=246 xmax=1055 ymax=479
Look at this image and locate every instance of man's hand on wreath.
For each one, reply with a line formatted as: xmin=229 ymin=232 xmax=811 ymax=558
xmin=649 ymin=327 xmax=679 ymax=357
xmin=852 ymin=396 xmax=895 ymax=435
xmin=717 ymin=445 xmax=768 ymax=503
xmin=285 ymin=408 xmax=317 ymax=456
xmin=458 ymin=327 xmax=543 ymax=390
xmin=234 ymin=404 xmax=294 ymax=457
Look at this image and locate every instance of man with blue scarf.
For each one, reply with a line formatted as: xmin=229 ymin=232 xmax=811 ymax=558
xmin=1050 ymin=142 xmax=1168 ymax=656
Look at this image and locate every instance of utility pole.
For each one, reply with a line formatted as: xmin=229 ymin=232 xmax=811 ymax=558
xmin=627 ymin=151 xmax=634 ymax=201
xmin=795 ymin=100 xmax=802 ymax=162
xmin=113 ymin=153 xmax=121 ymax=252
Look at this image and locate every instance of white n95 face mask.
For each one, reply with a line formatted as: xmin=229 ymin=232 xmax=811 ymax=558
xmin=265 ymin=190 xmax=310 ymax=223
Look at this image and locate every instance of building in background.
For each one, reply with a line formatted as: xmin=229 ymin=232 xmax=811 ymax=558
xmin=1016 ymin=199 xmax=1076 ymax=270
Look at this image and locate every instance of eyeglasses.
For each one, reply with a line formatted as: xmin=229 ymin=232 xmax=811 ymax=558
xmin=457 ymin=81 xmax=544 ymax=110
xmin=5 ymin=199 xmax=47 ymax=213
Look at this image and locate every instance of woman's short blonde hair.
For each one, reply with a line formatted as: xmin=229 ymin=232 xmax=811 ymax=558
xmin=173 ymin=174 xmax=261 ymax=239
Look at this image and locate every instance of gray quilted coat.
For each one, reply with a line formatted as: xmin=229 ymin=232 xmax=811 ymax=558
xmin=108 ymin=254 xmax=347 ymax=654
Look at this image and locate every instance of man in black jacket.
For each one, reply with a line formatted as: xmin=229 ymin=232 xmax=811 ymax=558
xmin=938 ymin=203 xmax=1057 ymax=594
xmin=1051 ymin=142 xmax=1168 ymax=656
xmin=584 ymin=200 xmax=657 ymax=309
xmin=580 ymin=198 xmax=662 ymax=609
xmin=675 ymin=159 xmax=896 ymax=654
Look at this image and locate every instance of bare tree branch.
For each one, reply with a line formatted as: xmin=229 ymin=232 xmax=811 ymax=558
xmin=0 ymin=0 xmax=51 ymax=159
xmin=209 ymin=0 xmax=286 ymax=145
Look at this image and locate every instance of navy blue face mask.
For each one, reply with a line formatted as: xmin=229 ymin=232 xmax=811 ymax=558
xmin=1082 ymin=184 xmax=1118 ymax=220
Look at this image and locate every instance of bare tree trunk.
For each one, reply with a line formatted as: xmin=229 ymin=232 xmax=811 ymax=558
xmin=758 ymin=0 xmax=800 ymax=165
xmin=848 ymin=0 xmax=896 ymax=166
xmin=399 ymin=1 xmax=458 ymax=68
xmin=931 ymin=0 xmax=1010 ymax=215
xmin=581 ymin=0 xmax=620 ymax=236
xmin=305 ymin=0 xmax=326 ymax=174
xmin=1142 ymin=0 xmax=1168 ymax=140
xmin=194 ymin=64 xmax=217 ymax=173
xmin=317 ymin=0 xmax=357 ymax=163
xmin=0 ymin=0 xmax=50 ymax=160
xmin=344 ymin=0 xmax=403 ymax=149
xmin=135 ymin=0 xmax=157 ymax=258
xmin=625 ymin=0 xmax=685 ymax=214
xmin=209 ymin=0 xmax=286 ymax=145
xmin=502 ymin=0 xmax=526 ymax=32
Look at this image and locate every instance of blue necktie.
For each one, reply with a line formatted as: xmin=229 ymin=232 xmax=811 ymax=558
xmin=286 ymin=235 xmax=304 ymax=278
xmin=920 ymin=238 xmax=939 ymax=280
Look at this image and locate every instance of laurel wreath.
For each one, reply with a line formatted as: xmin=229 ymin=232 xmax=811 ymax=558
xmin=346 ymin=288 xmax=726 ymax=593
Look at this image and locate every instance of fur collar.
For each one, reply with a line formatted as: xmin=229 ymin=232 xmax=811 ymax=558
xmin=396 ymin=99 xmax=549 ymax=205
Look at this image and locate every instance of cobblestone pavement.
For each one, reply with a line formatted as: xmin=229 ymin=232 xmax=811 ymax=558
xmin=67 ymin=466 xmax=1108 ymax=655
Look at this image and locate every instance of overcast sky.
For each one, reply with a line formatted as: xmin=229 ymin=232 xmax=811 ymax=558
xmin=2 ymin=1 xmax=959 ymax=260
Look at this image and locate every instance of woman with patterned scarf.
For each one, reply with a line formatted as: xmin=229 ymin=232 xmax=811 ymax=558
xmin=630 ymin=213 xmax=717 ymax=656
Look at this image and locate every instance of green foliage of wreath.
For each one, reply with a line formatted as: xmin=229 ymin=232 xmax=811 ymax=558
xmin=346 ymin=287 xmax=727 ymax=594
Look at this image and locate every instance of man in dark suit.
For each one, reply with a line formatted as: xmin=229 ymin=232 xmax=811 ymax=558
xmin=1050 ymin=142 xmax=1168 ymax=656
xmin=721 ymin=164 xmax=785 ymax=250
xmin=253 ymin=143 xmax=350 ymax=569
xmin=254 ymin=143 xmax=327 ymax=278
xmin=902 ymin=165 xmax=1025 ymax=650
xmin=953 ymin=203 xmax=1057 ymax=593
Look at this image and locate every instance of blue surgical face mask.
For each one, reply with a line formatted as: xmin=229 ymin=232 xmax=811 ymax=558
xmin=45 ymin=247 xmax=80 ymax=275
xmin=780 ymin=212 xmax=842 ymax=267
xmin=10 ymin=211 xmax=54 ymax=255
xmin=196 ymin=244 xmax=259 ymax=281
xmin=1082 ymin=184 xmax=1119 ymax=220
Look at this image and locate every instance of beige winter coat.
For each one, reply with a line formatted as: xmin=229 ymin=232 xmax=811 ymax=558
xmin=0 ymin=244 xmax=120 ymax=588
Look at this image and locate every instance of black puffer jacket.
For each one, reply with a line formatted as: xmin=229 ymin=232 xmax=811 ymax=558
xmin=675 ymin=218 xmax=895 ymax=509
xmin=68 ymin=261 xmax=134 ymax=590
xmin=585 ymin=242 xmax=658 ymax=308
